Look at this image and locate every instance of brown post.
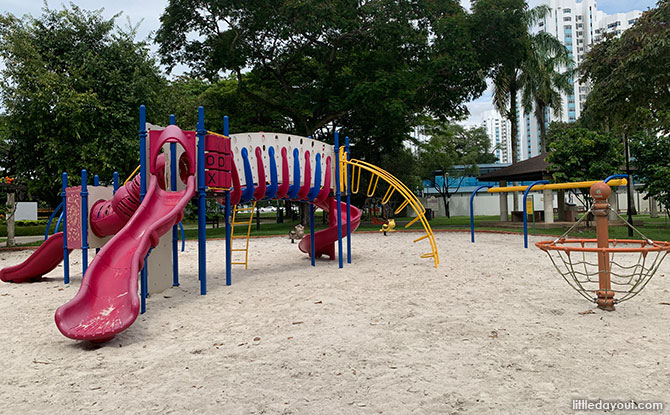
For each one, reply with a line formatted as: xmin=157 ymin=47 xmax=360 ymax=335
xmin=590 ymin=182 xmax=615 ymax=311
xmin=6 ymin=190 xmax=15 ymax=247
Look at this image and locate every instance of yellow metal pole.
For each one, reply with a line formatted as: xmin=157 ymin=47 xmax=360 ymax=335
xmin=486 ymin=179 xmax=627 ymax=193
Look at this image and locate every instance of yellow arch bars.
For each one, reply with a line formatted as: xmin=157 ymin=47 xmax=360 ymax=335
xmin=340 ymin=152 xmax=439 ymax=268
xmin=487 ymin=178 xmax=627 ymax=193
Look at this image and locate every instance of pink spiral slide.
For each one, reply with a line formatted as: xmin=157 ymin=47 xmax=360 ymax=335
xmin=55 ymin=126 xmax=196 ymax=342
xmin=298 ymin=196 xmax=362 ymax=259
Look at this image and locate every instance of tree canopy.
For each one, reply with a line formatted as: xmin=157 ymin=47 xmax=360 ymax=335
xmin=156 ymin=0 xmax=490 ymax=167
xmin=546 ymin=123 xmax=624 ymax=184
xmin=630 ymin=134 xmax=670 ymax=214
xmin=0 ymin=5 xmax=168 ymax=204
xmin=580 ymin=1 xmax=670 ymax=134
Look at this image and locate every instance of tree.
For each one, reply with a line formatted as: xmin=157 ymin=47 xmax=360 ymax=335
xmin=472 ymin=0 xmax=551 ymax=165
xmin=0 ymin=5 xmax=167 ymax=204
xmin=418 ymin=122 xmax=497 ymax=217
xmin=580 ymin=1 xmax=670 ymax=135
xmin=520 ymin=33 xmax=573 ymax=153
xmin=630 ymin=134 xmax=670 ymax=217
xmin=155 ymin=0 xmax=489 ymax=173
xmin=546 ymin=123 xmax=624 ymax=210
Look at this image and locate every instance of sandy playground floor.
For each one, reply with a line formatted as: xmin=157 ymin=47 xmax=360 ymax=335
xmin=1 ymin=231 xmax=669 ymax=414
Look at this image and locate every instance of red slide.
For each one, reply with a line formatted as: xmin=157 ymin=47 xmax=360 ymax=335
xmin=298 ymin=196 xmax=362 ymax=259
xmin=55 ymin=126 xmax=196 ymax=342
xmin=0 ymin=232 xmax=70 ymax=283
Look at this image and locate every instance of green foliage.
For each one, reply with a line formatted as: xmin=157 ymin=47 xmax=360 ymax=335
xmin=580 ymin=1 xmax=670 ymax=134
xmin=630 ymin=134 xmax=670 ymax=213
xmin=546 ymin=124 xmax=624 ymax=184
xmin=0 ymin=5 xmax=167 ymax=205
xmin=156 ymin=0 xmax=488 ymax=176
xmin=159 ymin=76 xmax=291 ymax=134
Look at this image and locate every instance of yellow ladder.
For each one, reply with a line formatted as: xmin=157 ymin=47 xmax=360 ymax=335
xmin=230 ymin=201 xmax=257 ymax=269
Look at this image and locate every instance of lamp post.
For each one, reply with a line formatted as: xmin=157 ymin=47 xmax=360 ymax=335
xmin=624 ymin=133 xmax=634 ymax=237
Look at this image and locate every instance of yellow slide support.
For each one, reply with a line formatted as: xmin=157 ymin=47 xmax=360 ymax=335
xmin=340 ymin=148 xmax=439 ymax=268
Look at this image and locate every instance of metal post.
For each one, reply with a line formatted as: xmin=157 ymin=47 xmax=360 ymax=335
xmin=523 ymin=180 xmax=549 ymax=248
xmin=470 ymin=185 xmax=491 ymax=243
xmin=591 ymin=182 xmax=615 ymax=311
xmin=224 ymin=115 xmax=232 ymax=286
xmin=197 ymin=106 xmax=207 ymax=295
xmin=81 ymin=170 xmax=89 ymax=276
xmin=310 ymin=203 xmax=315 ymax=266
xmin=624 ymin=133 xmax=634 ymax=237
xmin=93 ymin=175 xmax=100 ymax=254
xmin=334 ymin=130 xmax=343 ymax=268
xmin=62 ymin=172 xmax=69 ymax=284
xmin=139 ymin=105 xmax=148 ymax=314
xmin=345 ymin=136 xmax=352 ymax=264
xmin=113 ymin=172 xmax=119 ymax=194
xmin=170 ymin=114 xmax=179 ymax=287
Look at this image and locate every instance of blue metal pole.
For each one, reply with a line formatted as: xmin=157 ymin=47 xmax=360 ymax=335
xmin=223 ymin=116 xmax=232 ymax=286
xmin=62 ymin=172 xmax=69 ymax=284
xmin=345 ymin=136 xmax=352 ymax=264
xmin=113 ymin=172 xmax=119 ymax=194
xmin=470 ymin=185 xmax=492 ymax=243
xmin=139 ymin=105 xmax=148 ymax=314
xmin=81 ymin=170 xmax=89 ymax=276
xmin=523 ymin=180 xmax=549 ymax=248
xmin=197 ymin=107 xmax=207 ymax=295
xmin=310 ymin=203 xmax=316 ymax=266
xmin=169 ymin=114 xmax=179 ymax=287
xmin=334 ymin=130 xmax=343 ymax=268
xmin=93 ymin=175 xmax=99 ymax=254
xmin=45 ymin=202 xmax=63 ymax=241
xmin=604 ymin=174 xmax=627 ymax=183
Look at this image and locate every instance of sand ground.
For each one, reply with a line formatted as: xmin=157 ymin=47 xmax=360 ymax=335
xmin=1 ymin=231 xmax=669 ymax=414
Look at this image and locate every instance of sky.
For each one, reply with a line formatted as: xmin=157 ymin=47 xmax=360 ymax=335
xmin=1 ymin=0 xmax=660 ymax=126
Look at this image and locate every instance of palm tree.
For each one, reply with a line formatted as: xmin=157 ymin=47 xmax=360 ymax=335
xmin=520 ymin=33 xmax=574 ymax=153
xmin=490 ymin=4 xmax=554 ymax=165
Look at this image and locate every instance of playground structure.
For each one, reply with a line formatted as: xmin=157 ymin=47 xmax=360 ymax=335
xmin=469 ymin=175 xmax=670 ymax=309
xmin=0 ymin=106 xmax=438 ymax=342
xmin=537 ymin=182 xmax=670 ymax=310
xmin=469 ymin=176 xmax=630 ymax=247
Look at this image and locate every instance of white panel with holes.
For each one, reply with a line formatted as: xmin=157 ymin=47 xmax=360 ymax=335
xmin=227 ymin=132 xmax=336 ymax=188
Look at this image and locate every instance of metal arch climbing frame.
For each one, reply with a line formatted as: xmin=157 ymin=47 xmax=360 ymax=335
xmin=341 ymin=150 xmax=439 ymax=268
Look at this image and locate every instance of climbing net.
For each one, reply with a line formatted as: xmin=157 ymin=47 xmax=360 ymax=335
xmin=537 ymin=208 xmax=670 ymax=305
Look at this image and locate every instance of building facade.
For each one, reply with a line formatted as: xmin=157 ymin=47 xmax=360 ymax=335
xmin=481 ymin=109 xmax=512 ymax=163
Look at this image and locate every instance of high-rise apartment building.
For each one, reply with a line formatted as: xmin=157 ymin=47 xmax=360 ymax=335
xmin=481 ymin=110 xmax=512 ymax=163
xmin=484 ymin=0 xmax=644 ymax=163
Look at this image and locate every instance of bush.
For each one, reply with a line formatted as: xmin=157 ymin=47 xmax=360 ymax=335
xmin=15 ymin=220 xmax=48 ymax=227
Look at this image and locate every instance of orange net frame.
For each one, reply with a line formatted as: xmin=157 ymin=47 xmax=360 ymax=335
xmin=537 ymin=237 xmax=670 ymax=304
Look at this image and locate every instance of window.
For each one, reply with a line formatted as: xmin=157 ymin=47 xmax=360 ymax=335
xmin=564 ymin=16 xmax=572 ymax=21
xmin=539 ymin=22 xmax=544 ymax=27
xmin=628 ymin=18 xmax=637 ymax=25
xmin=564 ymin=8 xmax=571 ymax=13
xmin=577 ymin=31 xmax=583 ymax=37
xmin=577 ymin=15 xmax=582 ymax=21
xmin=577 ymin=23 xmax=583 ymax=29
xmin=564 ymin=25 xmax=572 ymax=29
